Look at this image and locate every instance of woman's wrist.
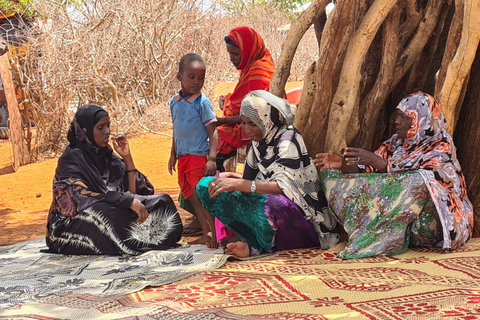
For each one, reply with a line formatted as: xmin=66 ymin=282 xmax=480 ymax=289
xmin=123 ymin=156 xmax=136 ymax=170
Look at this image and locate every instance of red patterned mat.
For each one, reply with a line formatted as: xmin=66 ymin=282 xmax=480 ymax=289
xmin=2 ymin=240 xmax=480 ymax=319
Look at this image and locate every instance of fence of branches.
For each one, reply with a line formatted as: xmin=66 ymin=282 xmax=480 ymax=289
xmin=15 ymin=0 xmax=317 ymax=160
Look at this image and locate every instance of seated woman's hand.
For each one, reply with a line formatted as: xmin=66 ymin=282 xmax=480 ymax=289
xmin=343 ymin=147 xmax=386 ymax=171
xmin=208 ymin=177 xmax=241 ymax=198
xmin=112 ymin=133 xmax=131 ymax=159
xmin=313 ymin=152 xmax=343 ymax=171
xmin=130 ymin=199 xmax=149 ymax=224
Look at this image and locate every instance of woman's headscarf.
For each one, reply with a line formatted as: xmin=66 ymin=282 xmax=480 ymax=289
xmin=51 ymin=105 xmax=153 ymax=218
xmin=55 ymin=105 xmax=119 ymax=196
xmin=369 ymin=92 xmax=473 ymax=251
xmin=64 ymin=104 xmax=111 ymax=180
xmin=226 ymin=26 xmax=270 ymax=71
xmin=218 ymin=26 xmax=275 ymax=154
xmin=67 ymin=104 xmax=109 ymax=148
xmin=390 ymin=92 xmax=446 ymax=146
xmin=241 ymin=90 xmax=339 ymax=249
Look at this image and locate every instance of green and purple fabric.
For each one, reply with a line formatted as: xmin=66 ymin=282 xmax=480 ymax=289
xmin=322 ymin=169 xmax=441 ymax=259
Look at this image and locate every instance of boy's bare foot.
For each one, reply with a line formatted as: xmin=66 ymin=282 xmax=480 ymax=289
xmin=209 ymin=237 xmax=218 ymax=249
xmin=220 ymin=235 xmax=241 ymax=248
xmin=188 ymin=234 xmax=210 ymax=244
xmin=182 ymin=218 xmax=202 ymax=236
xmin=225 ymin=241 xmax=249 ymax=258
xmin=188 ymin=235 xmax=219 ymax=249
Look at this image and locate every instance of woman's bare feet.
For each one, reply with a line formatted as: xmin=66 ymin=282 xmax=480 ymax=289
xmin=219 ymin=235 xmax=241 ymax=248
xmin=225 ymin=241 xmax=249 ymax=258
xmin=188 ymin=235 xmax=219 ymax=249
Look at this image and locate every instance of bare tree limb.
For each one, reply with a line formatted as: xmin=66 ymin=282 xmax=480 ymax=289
xmin=438 ymin=0 xmax=480 ymax=133
xmin=269 ymin=0 xmax=331 ymax=97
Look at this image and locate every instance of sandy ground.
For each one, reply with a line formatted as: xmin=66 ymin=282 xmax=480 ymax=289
xmin=0 ymin=81 xmax=303 ymax=246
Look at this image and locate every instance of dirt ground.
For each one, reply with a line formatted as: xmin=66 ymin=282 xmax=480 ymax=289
xmin=0 ymin=81 xmax=303 ymax=246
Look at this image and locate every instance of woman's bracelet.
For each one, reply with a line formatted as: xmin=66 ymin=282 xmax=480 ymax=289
xmin=125 ymin=168 xmax=138 ymax=173
xmin=226 ymin=117 xmax=231 ymax=124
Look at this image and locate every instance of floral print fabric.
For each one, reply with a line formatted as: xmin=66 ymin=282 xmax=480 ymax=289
xmin=322 ymin=169 xmax=442 ymax=259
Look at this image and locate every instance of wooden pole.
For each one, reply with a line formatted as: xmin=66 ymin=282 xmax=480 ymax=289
xmin=0 ymin=53 xmax=29 ymax=170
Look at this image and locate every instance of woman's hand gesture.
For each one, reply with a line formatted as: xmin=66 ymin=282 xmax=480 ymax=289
xmin=207 ymin=177 xmax=240 ymax=198
xmin=343 ymin=147 xmax=387 ymax=172
xmin=112 ymin=133 xmax=131 ymax=159
xmin=130 ymin=199 xmax=148 ymax=224
xmin=313 ymin=152 xmax=343 ymax=171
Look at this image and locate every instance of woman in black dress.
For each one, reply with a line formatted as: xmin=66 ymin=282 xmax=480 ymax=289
xmin=46 ymin=104 xmax=182 ymax=255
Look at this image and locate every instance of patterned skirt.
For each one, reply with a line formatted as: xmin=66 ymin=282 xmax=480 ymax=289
xmin=197 ymin=177 xmax=320 ymax=256
xmin=46 ymin=194 xmax=183 ymax=255
xmin=322 ymin=169 xmax=442 ymax=259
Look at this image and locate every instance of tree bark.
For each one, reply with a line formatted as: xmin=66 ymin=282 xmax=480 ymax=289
xmin=390 ymin=0 xmax=444 ymax=91
xmin=293 ymin=61 xmax=316 ymax=133
xmin=302 ymin=0 xmax=356 ymax=155
xmin=0 ymin=54 xmax=29 ymax=170
xmin=324 ymin=0 xmax=397 ymax=153
xmin=269 ymin=0 xmax=331 ymax=97
xmin=398 ymin=0 xmax=424 ymax=48
xmin=434 ymin=0 xmax=464 ymax=95
xmin=438 ymin=0 xmax=480 ymax=134
xmin=454 ymin=44 xmax=480 ymax=238
xmin=404 ymin=0 xmax=452 ymax=94
xmin=313 ymin=12 xmax=327 ymax=50
xmin=357 ymin=2 xmax=401 ymax=150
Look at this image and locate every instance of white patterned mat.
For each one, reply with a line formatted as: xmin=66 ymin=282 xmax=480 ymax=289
xmin=0 ymin=237 xmax=227 ymax=311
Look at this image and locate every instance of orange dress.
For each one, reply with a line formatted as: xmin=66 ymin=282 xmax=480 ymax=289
xmin=218 ymin=26 xmax=275 ymax=155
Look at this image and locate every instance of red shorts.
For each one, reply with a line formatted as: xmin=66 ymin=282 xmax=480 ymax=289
xmin=178 ymin=154 xmax=207 ymax=200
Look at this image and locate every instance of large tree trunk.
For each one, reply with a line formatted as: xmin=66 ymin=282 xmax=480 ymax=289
xmin=301 ymin=0 xmax=356 ymax=154
xmin=438 ymin=0 xmax=480 ymax=134
xmin=356 ymin=3 xmax=401 ymax=150
xmin=324 ymin=0 xmax=397 ymax=153
xmin=454 ymin=44 xmax=480 ymax=238
xmin=293 ymin=61 xmax=316 ymax=133
xmin=435 ymin=0 xmax=464 ymax=95
xmin=271 ymin=0 xmax=480 ymax=235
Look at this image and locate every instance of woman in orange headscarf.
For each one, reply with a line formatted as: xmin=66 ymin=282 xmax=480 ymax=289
xmin=216 ymin=26 xmax=275 ymax=171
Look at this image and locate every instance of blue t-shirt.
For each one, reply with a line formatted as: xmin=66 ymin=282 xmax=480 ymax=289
xmin=170 ymin=92 xmax=217 ymax=157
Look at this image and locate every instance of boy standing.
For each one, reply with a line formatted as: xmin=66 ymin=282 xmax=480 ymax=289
xmin=168 ymin=53 xmax=218 ymax=248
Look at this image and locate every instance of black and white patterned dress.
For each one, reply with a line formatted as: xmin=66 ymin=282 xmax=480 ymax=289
xmin=46 ymin=105 xmax=182 ymax=255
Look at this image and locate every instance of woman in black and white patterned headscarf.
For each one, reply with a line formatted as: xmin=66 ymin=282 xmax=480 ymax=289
xmin=197 ymin=90 xmax=340 ymax=258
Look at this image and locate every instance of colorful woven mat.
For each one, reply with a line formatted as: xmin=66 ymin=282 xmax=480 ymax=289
xmin=130 ymin=239 xmax=480 ymax=319
xmin=2 ymin=239 xmax=480 ymax=319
